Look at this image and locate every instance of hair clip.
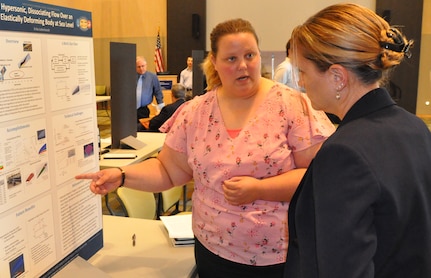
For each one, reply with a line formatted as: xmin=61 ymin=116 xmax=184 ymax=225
xmin=379 ymin=40 xmax=413 ymax=58
xmin=380 ymin=28 xmax=413 ymax=58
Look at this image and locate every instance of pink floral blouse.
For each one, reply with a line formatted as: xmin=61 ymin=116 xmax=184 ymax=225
xmin=160 ymin=84 xmax=335 ymax=266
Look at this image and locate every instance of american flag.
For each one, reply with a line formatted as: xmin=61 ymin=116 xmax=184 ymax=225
xmin=154 ymin=30 xmax=165 ymax=73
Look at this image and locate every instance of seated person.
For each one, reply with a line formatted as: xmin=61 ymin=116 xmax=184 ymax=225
xmin=138 ymin=84 xmax=186 ymax=132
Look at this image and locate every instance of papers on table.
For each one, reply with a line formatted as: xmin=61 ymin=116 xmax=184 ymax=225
xmin=169 ymin=237 xmax=195 ymax=247
xmin=160 ymin=214 xmax=194 ymax=247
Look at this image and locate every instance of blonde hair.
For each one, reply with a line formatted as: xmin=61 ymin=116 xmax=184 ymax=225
xmin=202 ymin=18 xmax=259 ymax=91
xmin=291 ymin=3 xmax=413 ymax=85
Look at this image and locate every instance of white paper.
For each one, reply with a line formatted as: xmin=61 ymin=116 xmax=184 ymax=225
xmin=160 ymin=214 xmax=193 ymax=239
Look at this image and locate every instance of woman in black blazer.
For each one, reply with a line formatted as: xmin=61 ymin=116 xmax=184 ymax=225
xmin=284 ymin=3 xmax=431 ymax=277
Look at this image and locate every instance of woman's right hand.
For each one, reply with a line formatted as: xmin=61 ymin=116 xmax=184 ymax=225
xmin=75 ymin=168 xmax=123 ymax=195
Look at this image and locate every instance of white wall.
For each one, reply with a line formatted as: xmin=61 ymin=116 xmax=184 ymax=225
xmin=206 ymin=0 xmax=375 ymax=51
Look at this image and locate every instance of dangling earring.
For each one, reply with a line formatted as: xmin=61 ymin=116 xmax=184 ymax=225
xmin=335 ymin=83 xmax=344 ymax=100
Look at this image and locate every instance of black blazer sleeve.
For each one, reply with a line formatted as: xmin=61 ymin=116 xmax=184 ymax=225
xmin=148 ymin=100 xmax=184 ymax=131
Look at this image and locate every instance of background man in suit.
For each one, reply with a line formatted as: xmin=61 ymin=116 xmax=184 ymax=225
xmin=136 ymin=56 xmax=164 ymax=123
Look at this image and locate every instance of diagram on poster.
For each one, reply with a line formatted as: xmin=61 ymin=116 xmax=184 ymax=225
xmin=51 ymin=107 xmax=97 ymax=185
xmin=0 ymin=118 xmax=50 ymax=214
xmin=47 ymin=38 xmax=93 ymax=112
xmin=0 ymin=195 xmax=56 ymax=277
xmin=0 ymin=34 xmax=45 ymax=123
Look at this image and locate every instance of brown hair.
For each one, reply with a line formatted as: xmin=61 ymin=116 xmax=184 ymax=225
xmin=202 ymin=18 xmax=259 ymax=90
xmin=291 ymin=3 xmax=413 ymax=85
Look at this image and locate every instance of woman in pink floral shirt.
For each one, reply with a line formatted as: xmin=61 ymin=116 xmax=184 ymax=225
xmin=77 ymin=18 xmax=334 ymax=278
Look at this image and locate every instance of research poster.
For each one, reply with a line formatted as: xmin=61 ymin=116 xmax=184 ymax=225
xmin=0 ymin=1 xmax=102 ymax=277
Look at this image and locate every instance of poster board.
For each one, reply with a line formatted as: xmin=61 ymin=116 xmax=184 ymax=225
xmin=0 ymin=1 xmax=103 ymax=277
